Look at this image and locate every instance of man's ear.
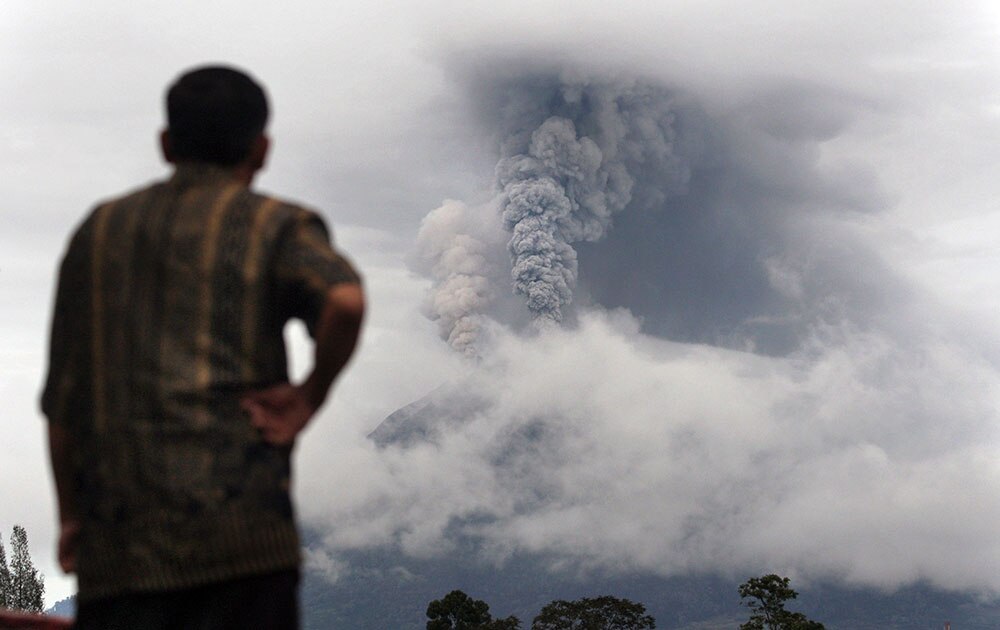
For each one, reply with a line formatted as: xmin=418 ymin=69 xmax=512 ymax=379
xmin=159 ymin=130 xmax=175 ymax=164
xmin=249 ymin=134 xmax=269 ymax=171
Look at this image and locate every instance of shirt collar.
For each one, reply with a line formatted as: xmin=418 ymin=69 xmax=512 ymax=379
xmin=167 ymin=163 xmax=245 ymax=189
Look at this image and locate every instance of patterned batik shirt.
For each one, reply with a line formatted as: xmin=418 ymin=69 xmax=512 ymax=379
xmin=41 ymin=164 xmax=361 ymax=601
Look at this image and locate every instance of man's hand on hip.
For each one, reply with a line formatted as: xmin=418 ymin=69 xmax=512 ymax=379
xmin=58 ymin=520 xmax=79 ymax=574
xmin=241 ymin=283 xmax=365 ymax=447
xmin=241 ymin=384 xmax=317 ymax=446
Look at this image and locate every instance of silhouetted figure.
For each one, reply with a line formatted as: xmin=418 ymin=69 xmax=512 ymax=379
xmin=42 ymin=65 xmax=365 ymax=629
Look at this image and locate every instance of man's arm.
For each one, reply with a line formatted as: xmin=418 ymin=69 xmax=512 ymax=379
xmin=241 ymin=282 xmax=365 ymax=446
xmin=42 ymin=223 xmax=93 ymax=575
xmin=48 ymin=423 xmax=79 ymax=573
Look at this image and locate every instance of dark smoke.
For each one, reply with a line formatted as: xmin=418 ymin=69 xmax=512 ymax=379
xmin=418 ymin=65 xmax=905 ymax=355
xmin=495 ymin=80 xmax=691 ymax=324
xmin=417 ymin=72 xmax=694 ymax=352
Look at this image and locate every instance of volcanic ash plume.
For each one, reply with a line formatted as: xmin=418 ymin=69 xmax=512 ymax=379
xmin=495 ymin=80 xmax=691 ymax=324
xmin=417 ymin=76 xmax=693 ymax=353
xmin=414 ymin=199 xmax=504 ymax=357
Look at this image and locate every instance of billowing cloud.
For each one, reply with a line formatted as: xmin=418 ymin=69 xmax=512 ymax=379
xmin=305 ymin=311 xmax=1000 ymax=593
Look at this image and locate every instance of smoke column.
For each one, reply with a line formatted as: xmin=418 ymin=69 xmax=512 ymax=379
xmin=496 ymin=80 xmax=691 ymax=323
xmin=416 ymin=75 xmax=694 ymax=352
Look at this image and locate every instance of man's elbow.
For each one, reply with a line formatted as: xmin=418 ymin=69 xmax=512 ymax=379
xmin=326 ymin=283 xmax=365 ymax=326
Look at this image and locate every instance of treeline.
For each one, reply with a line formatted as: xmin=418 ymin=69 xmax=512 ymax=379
xmin=0 ymin=525 xmax=45 ymax=614
xmin=424 ymin=573 xmax=824 ymax=629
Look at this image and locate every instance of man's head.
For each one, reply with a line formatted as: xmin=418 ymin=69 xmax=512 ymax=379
xmin=163 ymin=65 xmax=269 ymax=168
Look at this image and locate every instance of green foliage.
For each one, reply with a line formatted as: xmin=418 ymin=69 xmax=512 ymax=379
xmin=426 ymin=590 xmax=657 ymax=630
xmin=531 ymin=595 xmax=656 ymax=630
xmin=738 ymin=574 xmax=824 ymax=630
xmin=426 ymin=589 xmax=521 ymax=630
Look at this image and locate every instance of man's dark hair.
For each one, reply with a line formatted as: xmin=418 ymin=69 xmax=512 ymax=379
xmin=165 ymin=65 xmax=269 ymax=166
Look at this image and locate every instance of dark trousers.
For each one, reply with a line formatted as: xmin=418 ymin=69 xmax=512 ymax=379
xmin=74 ymin=569 xmax=299 ymax=630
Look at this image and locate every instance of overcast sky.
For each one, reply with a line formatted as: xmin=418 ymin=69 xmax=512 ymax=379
xmin=4 ymin=1 xmax=1000 ymax=607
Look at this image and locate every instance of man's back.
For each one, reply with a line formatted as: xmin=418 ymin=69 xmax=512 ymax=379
xmin=43 ymin=163 xmax=359 ymax=600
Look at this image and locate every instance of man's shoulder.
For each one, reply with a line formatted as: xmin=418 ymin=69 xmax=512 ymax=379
xmin=249 ymin=189 xmax=326 ymax=221
xmin=93 ymin=177 xmax=171 ymax=209
xmin=70 ymin=179 xmax=168 ymax=232
xmin=244 ymin=190 xmax=335 ymax=242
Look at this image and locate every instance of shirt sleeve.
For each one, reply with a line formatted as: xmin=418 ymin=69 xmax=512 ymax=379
xmin=272 ymin=209 xmax=361 ymax=336
xmin=41 ymin=219 xmax=95 ymax=427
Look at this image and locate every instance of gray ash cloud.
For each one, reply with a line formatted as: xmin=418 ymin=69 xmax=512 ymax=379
xmin=494 ymin=79 xmax=691 ymax=324
xmin=416 ymin=71 xmax=693 ymax=352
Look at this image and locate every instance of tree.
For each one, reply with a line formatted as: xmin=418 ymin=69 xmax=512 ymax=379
xmin=7 ymin=526 xmax=44 ymax=613
xmin=426 ymin=590 xmax=521 ymax=630
xmin=482 ymin=617 xmax=522 ymax=630
xmin=0 ymin=536 xmax=10 ymax=609
xmin=531 ymin=595 xmax=656 ymax=630
xmin=738 ymin=574 xmax=824 ymax=630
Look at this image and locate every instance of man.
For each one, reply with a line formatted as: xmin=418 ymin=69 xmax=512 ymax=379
xmin=41 ymin=66 xmax=365 ymax=628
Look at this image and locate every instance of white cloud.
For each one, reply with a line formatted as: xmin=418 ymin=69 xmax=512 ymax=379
xmin=302 ymin=309 xmax=1000 ymax=592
